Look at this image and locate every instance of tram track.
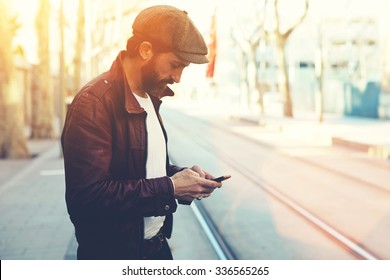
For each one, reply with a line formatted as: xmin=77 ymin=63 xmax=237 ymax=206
xmin=191 ymin=200 xmax=237 ymax=260
xmin=165 ymin=108 xmax=385 ymax=260
xmin=189 ymin=113 xmax=390 ymax=197
xmin=170 ymin=159 xmax=237 ymax=260
xmin=290 ymin=155 xmax=390 ymax=197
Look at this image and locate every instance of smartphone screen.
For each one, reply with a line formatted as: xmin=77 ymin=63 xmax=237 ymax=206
xmin=212 ymin=175 xmax=231 ymax=182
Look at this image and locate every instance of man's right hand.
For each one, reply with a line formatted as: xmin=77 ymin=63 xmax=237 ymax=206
xmin=170 ymin=168 xmax=222 ymax=203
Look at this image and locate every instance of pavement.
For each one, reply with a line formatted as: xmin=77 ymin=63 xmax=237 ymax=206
xmin=232 ymin=112 xmax=390 ymax=160
xmin=0 ymin=102 xmax=389 ymax=260
xmin=0 ymin=139 xmax=74 ymax=260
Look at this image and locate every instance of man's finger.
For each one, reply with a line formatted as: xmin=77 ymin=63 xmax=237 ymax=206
xmin=191 ymin=165 xmax=205 ymax=178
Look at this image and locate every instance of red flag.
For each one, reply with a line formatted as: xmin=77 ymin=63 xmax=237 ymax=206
xmin=206 ymin=11 xmax=217 ymax=78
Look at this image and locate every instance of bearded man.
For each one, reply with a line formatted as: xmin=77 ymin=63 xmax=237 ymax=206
xmin=61 ymin=5 xmax=222 ymax=260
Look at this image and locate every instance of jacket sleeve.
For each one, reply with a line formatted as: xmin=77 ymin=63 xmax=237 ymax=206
xmin=167 ymin=164 xmax=186 ymax=176
xmin=61 ymin=86 xmax=177 ymax=220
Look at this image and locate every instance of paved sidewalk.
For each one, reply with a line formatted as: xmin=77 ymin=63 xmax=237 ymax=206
xmin=232 ymin=112 xmax=390 ymax=159
xmin=0 ymin=139 xmax=74 ymax=259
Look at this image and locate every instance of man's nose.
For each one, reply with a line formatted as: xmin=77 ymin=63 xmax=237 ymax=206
xmin=171 ymin=68 xmax=184 ymax=83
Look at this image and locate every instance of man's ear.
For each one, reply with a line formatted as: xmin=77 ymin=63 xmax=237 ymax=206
xmin=138 ymin=41 xmax=153 ymax=60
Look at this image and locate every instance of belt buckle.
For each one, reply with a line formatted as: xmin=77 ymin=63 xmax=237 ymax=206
xmin=142 ymin=233 xmax=165 ymax=259
xmin=157 ymin=233 xmax=165 ymax=243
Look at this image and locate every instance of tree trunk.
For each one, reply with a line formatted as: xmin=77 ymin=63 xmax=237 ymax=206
xmin=4 ymin=100 xmax=30 ymax=158
xmin=73 ymin=0 xmax=85 ymax=93
xmin=271 ymin=0 xmax=308 ymax=118
xmin=253 ymin=47 xmax=264 ymax=115
xmin=315 ymin=28 xmax=324 ymax=123
xmin=240 ymin=50 xmax=250 ymax=112
xmin=31 ymin=0 xmax=56 ymax=139
xmin=276 ymin=37 xmax=293 ymax=117
xmin=0 ymin=0 xmax=29 ymax=158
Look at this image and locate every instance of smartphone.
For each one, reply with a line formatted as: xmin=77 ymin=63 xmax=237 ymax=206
xmin=212 ymin=175 xmax=231 ymax=182
xmin=178 ymin=175 xmax=231 ymax=205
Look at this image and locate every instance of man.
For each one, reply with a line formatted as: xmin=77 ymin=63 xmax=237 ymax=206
xmin=61 ymin=5 xmax=223 ymax=260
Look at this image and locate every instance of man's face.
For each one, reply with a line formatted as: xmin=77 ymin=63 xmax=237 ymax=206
xmin=140 ymin=52 xmax=190 ymax=97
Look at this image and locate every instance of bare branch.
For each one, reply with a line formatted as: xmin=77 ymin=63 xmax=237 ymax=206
xmin=283 ymin=0 xmax=309 ymax=38
xmin=273 ymin=0 xmax=281 ymax=34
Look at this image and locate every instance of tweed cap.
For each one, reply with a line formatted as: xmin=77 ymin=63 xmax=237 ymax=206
xmin=132 ymin=5 xmax=209 ymax=64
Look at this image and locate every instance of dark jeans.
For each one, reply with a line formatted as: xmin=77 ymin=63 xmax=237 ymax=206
xmin=76 ymin=238 xmax=173 ymax=260
xmin=145 ymin=239 xmax=173 ymax=260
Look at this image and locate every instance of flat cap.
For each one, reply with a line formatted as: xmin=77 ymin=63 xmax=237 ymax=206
xmin=132 ymin=5 xmax=209 ymax=64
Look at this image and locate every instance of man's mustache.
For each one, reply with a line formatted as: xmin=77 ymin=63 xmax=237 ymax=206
xmin=161 ymin=79 xmax=174 ymax=85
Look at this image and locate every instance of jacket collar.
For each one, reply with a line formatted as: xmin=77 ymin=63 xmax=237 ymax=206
xmin=112 ymin=51 xmax=174 ymax=114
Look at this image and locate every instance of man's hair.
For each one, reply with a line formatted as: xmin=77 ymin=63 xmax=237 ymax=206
xmin=126 ymin=35 xmax=171 ymax=58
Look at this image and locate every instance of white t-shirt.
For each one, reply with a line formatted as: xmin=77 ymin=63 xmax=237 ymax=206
xmin=133 ymin=93 xmax=167 ymax=239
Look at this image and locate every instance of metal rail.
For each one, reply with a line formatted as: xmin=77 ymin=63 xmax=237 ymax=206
xmin=191 ymin=200 xmax=237 ymax=260
xmin=170 ymin=158 xmax=236 ymax=260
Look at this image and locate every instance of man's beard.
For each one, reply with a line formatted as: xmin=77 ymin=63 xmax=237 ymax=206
xmin=141 ymin=56 xmax=174 ymax=98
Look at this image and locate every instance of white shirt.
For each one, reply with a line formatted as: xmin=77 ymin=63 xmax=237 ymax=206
xmin=133 ymin=93 xmax=167 ymax=239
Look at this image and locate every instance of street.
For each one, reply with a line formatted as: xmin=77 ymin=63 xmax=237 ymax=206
xmin=162 ymin=100 xmax=390 ymax=259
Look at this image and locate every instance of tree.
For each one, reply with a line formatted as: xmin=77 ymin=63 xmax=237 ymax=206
xmin=230 ymin=1 xmax=266 ymax=114
xmin=266 ymin=0 xmax=309 ymax=118
xmin=31 ymin=0 xmax=56 ymax=138
xmin=0 ymin=0 xmax=29 ymax=158
xmin=73 ymin=0 xmax=85 ymax=93
xmin=315 ymin=21 xmax=325 ymax=122
xmin=230 ymin=0 xmax=309 ymax=116
xmin=84 ymin=0 xmax=146 ymax=78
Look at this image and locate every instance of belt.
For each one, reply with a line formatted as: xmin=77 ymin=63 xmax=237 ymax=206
xmin=142 ymin=232 xmax=166 ymax=259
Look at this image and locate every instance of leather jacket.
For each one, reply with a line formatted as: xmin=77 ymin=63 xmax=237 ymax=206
xmin=61 ymin=51 xmax=183 ymax=259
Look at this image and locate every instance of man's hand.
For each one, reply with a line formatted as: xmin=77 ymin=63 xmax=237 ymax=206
xmin=190 ymin=165 xmax=218 ymax=180
xmin=170 ymin=167 xmax=222 ymax=203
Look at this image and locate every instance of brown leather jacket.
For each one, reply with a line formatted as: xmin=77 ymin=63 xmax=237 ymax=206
xmin=61 ymin=51 xmax=183 ymax=259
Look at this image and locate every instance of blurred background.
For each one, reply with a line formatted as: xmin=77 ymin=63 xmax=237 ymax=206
xmin=1 ymin=0 xmax=390 ymax=158
xmin=1 ymin=0 xmax=390 ymax=260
